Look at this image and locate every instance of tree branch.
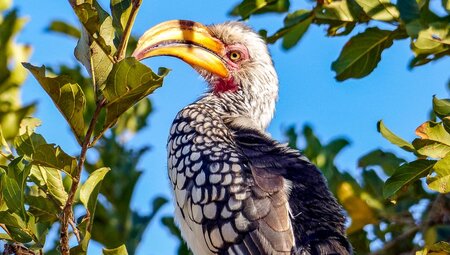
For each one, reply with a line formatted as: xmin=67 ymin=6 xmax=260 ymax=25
xmin=59 ymin=98 xmax=106 ymax=255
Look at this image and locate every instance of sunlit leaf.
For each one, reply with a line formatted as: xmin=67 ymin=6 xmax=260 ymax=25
xmin=103 ymin=244 xmax=128 ymax=255
xmin=433 ymin=96 xmax=450 ymax=120
xmin=355 ymin=0 xmax=399 ymax=21
xmin=384 ymin=159 xmax=436 ymax=198
xmin=428 ymin=154 xmax=450 ymax=193
xmin=230 ymin=0 xmax=289 ymax=19
xmin=412 ymin=22 xmax=450 ymax=55
xmin=0 ymin=211 xmax=27 ymax=229
xmin=315 ymin=1 xmax=361 ymax=22
xmin=30 ymin=165 xmax=68 ymax=206
xmin=0 ymin=125 xmax=12 ymax=155
xmin=103 ymin=57 xmax=168 ymax=129
xmin=74 ymin=1 xmax=116 ymax=88
xmin=413 ymin=139 xmax=450 ymax=159
xmin=46 ymin=20 xmax=81 ymax=38
xmin=378 ymin=120 xmax=415 ymax=152
xmin=15 ymin=131 xmax=78 ymax=176
xmin=18 ymin=117 xmax=41 ymax=136
xmin=332 ymin=28 xmax=396 ymax=81
xmin=71 ymin=1 xmax=113 ymax=55
xmin=111 ymin=0 xmax=132 ymax=33
xmin=23 ymin=63 xmax=86 ymax=144
xmin=80 ymin=167 xmax=110 ymax=229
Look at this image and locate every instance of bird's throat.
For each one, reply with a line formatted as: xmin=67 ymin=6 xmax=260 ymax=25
xmin=213 ymin=77 xmax=238 ymax=94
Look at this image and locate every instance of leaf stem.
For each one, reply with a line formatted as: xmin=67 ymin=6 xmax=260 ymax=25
xmin=60 ymin=98 xmax=106 ymax=255
xmin=114 ymin=0 xmax=142 ymax=61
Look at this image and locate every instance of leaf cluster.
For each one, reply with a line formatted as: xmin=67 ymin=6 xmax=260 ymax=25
xmin=1 ymin=0 xmax=169 ymax=254
xmin=231 ymin=0 xmax=450 ymax=81
xmin=285 ymin=124 xmax=449 ymax=254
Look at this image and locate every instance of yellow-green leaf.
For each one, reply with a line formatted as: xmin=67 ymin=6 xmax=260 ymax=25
xmin=22 ymin=63 xmax=86 ymax=144
xmin=428 ymin=154 xmax=450 ymax=193
xmin=355 ymin=0 xmax=400 ymax=21
xmin=103 ymin=244 xmax=128 ymax=255
xmin=80 ymin=167 xmax=110 ymax=235
xmin=103 ymin=57 xmax=168 ymax=129
xmin=378 ymin=120 xmax=415 ymax=152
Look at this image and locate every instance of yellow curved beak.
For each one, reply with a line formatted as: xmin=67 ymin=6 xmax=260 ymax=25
xmin=132 ymin=20 xmax=229 ymax=78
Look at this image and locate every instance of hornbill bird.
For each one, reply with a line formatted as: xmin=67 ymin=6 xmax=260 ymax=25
xmin=133 ymin=20 xmax=352 ymax=255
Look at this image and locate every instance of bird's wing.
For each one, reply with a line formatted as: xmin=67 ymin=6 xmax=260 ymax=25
xmin=226 ymin=117 xmax=352 ymax=255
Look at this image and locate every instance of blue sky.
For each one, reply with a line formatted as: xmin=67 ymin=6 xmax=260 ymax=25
xmin=13 ymin=0 xmax=450 ymax=254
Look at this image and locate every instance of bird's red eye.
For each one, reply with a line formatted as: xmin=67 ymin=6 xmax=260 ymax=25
xmin=229 ymin=50 xmax=242 ymax=62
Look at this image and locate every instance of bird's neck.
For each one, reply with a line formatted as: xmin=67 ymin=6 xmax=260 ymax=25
xmin=199 ymin=84 xmax=278 ymax=130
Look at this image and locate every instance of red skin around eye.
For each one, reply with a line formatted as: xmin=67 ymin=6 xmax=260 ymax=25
xmin=212 ymin=44 xmax=248 ymax=94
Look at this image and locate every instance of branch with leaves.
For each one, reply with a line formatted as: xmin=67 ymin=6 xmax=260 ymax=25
xmin=231 ymin=0 xmax=449 ymax=81
xmin=0 ymin=0 xmax=169 ymax=254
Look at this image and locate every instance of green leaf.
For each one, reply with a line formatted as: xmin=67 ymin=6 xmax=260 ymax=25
xmin=30 ymin=165 xmax=68 ymax=206
xmin=1 ymin=174 xmax=25 ymax=217
xmin=18 ymin=117 xmax=42 ymax=136
xmin=103 ymin=244 xmax=129 ymax=255
xmin=433 ymin=96 xmax=450 ymax=119
xmin=315 ymin=0 xmax=362 ymax=22
xmin=22 ymin=63 xmax=86 ymax=144
xmin=46 ymin=20 xmax=81 ymax=38
xmin=80 ymin=167 xmax=110 ymax=229
xmin=111 ymin=0 xmax=132 ymax=33
xmin=396 ymin=0 xmax=420 ymax=23
xmin=428 ymin=154 xmax=450 ymax=193
xmin=358 ymin=149 xmax=406 ymax=176
xmin=281 ymin=12 xmax=312 ymax=49
xmin=230 ymin=0 xmax=290 ymax=19
xmin=15 ymin=131 xmax=78 ymax=176
xmin=266 ymin=10 xmax=312 ymax=47
xmin=103 ymin=58 xmax=169 ymax=129
xmin=377 ymin=120 xmax=415 ymax=152
xmin=332 ymin=28 xmax=395 ymax=81
xmin=72 ymin=1 xmax=113 ymax=55
xmin=26 ymin=194 xmax=59 ymax=223
xmin=0 ymin=125 xmax=12 ymax=155
xmin=355 ymin=0 xmax=399 ymax=21
xmin=0 ymin=211 xmax=27 ymax=229
xmin=413 ymin=139 xmax=450 ymax=159
xmin=14 ymin=130 xmax=46 ymax=156
xmin=74 ymin=1 xmax=116 ymax=88
xmin=412 ymin=22 xmax=450 ymax=55
xmin=415 ymin=121 xmax=450 ymax=142
xmin=383 ymin=159 xmax=436 ymax=198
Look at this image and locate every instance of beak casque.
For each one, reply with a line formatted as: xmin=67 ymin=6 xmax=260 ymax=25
xmin=132 ymin=20 xmax=229 ymax=78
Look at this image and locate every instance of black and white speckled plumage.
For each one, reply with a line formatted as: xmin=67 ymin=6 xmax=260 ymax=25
xmin=165 ymin=22 xmax=352 ymax=255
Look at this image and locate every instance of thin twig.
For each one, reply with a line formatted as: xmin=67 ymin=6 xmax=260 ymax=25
xmin=114 ymin=0 xmax=142 ymax=61
xmin=69 ymin=218 xmax=81 ymax=243
xmin=59 ymin=98 xmax=106 ymax=255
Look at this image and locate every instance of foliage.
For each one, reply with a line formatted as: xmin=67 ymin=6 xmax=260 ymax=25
xmin=285 ymin=124 xmax=449 ymax=255
xmin=231 ymin=0 xmax=450 ymax=81
xmin=0 ymin=0 xmax=168 ymax=254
